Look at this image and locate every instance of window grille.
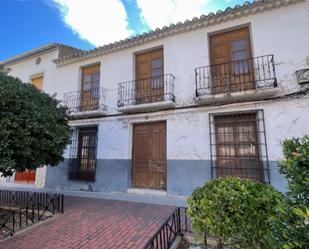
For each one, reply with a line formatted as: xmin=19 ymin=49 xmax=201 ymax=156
xmin=209 ymin=110 xmax=270 ymax=183
xmin=68 ymin=126 xmax=98 ymax=181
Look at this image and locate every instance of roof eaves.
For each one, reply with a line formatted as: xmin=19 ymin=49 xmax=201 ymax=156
xmin=0 ymin=43 xmax=83 ymax=67
xmin=0 ymin=43 xmax=60 ymax=66
xmin=54 ymin=0 xmax=304 ymax=67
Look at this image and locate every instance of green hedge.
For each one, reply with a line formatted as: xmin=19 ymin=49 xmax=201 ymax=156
xmin=271 ymin=136 xmax=309 ymax=249
xmin=188 ymin=177 xmax=284 ymax=248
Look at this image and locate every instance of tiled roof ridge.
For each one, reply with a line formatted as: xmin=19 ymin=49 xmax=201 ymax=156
xmin=53 ymin=0 xmax=304 ymax=66
xmin=0 ymin=42 xmax=84 ymax=66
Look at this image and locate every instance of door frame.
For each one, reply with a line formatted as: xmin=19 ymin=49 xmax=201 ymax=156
xmin=131 ymin=120 xmax=167 ymax=189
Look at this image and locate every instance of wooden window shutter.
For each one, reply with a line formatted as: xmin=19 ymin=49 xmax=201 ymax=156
xmin=31 ymin=76 xmax=43 ymax=90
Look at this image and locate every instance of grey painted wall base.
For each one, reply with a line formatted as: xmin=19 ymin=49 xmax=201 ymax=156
xmin=167 ymin=160 xmax=211 ymax=196
xmin=45 ymin=159 xmax=287 ymax=196
xmin=45 ymin=159 xmax=131 ymax=192
xmin=269 ymin=161 xmax=288 ymax=193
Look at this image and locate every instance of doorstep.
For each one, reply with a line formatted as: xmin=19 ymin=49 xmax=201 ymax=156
xmin=127 ymin=188 xmax=167 ymax=196
xmin=57 ymin=189 xmax=186 ymax=207
xmin=0 ymin=186 xmax=187 ymax=207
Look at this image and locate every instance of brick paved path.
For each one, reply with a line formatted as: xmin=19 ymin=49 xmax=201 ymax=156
xmin=0 ymin=196 xmax=176 ymax=249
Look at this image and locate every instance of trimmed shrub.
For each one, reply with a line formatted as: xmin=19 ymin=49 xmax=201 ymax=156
xmin=188 ymin=177 xmax=284 ymax=249
xmin=271 ymin=136 xmax=309 ymax=249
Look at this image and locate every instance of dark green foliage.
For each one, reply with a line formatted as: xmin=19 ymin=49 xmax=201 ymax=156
xmin=188 ymin=177 xmax=284 ymax=249
xmin=0 ymin=71 xmax=71 ymax=176
xmin=281 ymin=136 xmax=309 ymax=202
xmin=271 ymin=136 xmax=309 ymax=249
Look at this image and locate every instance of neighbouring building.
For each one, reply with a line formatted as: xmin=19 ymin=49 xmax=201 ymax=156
xmin=1 ymin=0 xmax=309 ymax=196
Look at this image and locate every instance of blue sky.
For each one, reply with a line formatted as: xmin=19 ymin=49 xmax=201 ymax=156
xmin=0 ymin=0 xmax=249 ymax=60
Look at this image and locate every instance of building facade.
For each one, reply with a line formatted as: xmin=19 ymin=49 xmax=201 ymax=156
xmin=1 ymin=0 xmax=309 ymax=196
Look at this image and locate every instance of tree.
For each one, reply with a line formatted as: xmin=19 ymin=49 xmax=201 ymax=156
xmin=0 ymin=71 xmax=71 ymax=177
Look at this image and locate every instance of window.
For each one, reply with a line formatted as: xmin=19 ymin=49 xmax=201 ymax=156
xmin=209 ymin=110 xmax=270 ymax=183
xmin=31 ymin=75 xmax=43 ymax=90
xmin=68 ymin=127 xmax=98 ymax=181
xmin=151 ymin=57 xmax=164 ymax=88
xmin=209 ymin=27 xmax=254 ymax=93
xmin=80 ymin=64 xmax=100 ymax=111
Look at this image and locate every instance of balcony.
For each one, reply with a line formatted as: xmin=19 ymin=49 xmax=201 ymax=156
xmin=195 ymin=55 xmax=278 ymax=105
xmin=63 ymin=87 xmax=107 ymax=118
xmin=117 ymin=74 xmax=175 ymax=113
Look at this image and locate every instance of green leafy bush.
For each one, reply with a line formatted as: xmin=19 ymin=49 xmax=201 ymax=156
xmin=188 ymin=177 xmax=284 ymax=248
xmin=271 ymin=136 xmax=309 ymax=249
xmin=281 ymin=136 xmax=309 ymax=202
xmin=0 ymin=71 xmax=71 ymax=176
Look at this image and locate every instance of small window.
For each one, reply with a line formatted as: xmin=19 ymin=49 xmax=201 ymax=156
xmin=31 ymin=75 xmax=43 ymax=90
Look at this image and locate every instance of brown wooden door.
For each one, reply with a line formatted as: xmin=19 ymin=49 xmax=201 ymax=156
xmin=80 ymin=64 xmax=100 ymax=111
xmin=210 ymin=27 xmax=254 ymax=94
xmin=135 ymin=48 xmax=164 ymax=103
xmin=215 ymin=113 xmax=263 ymax=182
xmin=132 ymin=122 xmax=167 ymax=189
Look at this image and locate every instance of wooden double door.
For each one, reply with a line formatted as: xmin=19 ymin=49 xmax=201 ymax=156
xmin=132 ymin=122 xmax=167 ymax=190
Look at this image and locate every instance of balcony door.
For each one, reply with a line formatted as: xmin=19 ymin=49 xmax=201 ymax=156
xmin=210 ymin=27 xmax=254 ymax=94
xmin=135 ymin=48 xmax=164 ymax=103
xmin=80 ymin=64 xmax=100 ymax=111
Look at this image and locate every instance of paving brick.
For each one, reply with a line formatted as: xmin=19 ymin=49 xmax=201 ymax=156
xmin=0 ymin=196 xmax=175 ymax=249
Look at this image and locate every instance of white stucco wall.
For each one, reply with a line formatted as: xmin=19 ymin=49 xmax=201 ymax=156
xmin=5 ymin=50 xmax=59 ymax=95
xmin=2 ymin=1 xmax=309 ymax=192
xmin=69 ymin=95 xmax=309 ymax=161
xmin=54 ymin=1 xmax=309 ymax=114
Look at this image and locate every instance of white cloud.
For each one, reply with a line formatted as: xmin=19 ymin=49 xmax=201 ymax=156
xmin=136 ymin=0 xmax=210 ymax=30
xmin=52 ymin=0 xmax=133 ymax=46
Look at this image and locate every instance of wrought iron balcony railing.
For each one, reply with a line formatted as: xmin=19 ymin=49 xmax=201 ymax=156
xmin=195 ymin=55 xmax=277 ymax=97
xmin=63 ymin=87 xmax=107 ymax=114
xmin=117 ymin=74 xmax=175 ymax=107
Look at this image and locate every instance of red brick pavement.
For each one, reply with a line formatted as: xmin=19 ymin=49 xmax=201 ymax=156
xmin=0 ymin=196 xmax=176 ymax=249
